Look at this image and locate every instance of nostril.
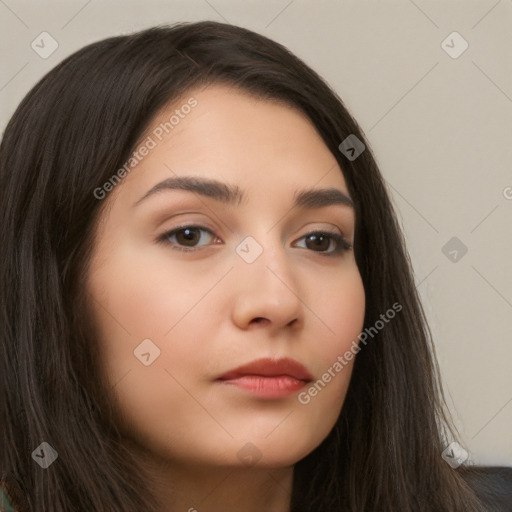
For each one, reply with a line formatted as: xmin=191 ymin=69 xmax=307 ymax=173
xmin=251 ymin=317 xmax=269 ymax=326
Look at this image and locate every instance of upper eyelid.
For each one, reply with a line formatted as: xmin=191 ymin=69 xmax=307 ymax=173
xmin=152 ymin=204 xmax=353 ymax=228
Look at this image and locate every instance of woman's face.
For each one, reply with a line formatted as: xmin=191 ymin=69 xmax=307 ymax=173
xmin=86 ymin=84 xmax=365 ymax=470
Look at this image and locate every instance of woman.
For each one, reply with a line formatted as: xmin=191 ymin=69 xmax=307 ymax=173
xmin=1 ymin=21 xmax=510 ymax=512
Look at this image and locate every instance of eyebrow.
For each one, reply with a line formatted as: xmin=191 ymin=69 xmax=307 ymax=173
xmin=133 ymin=175 xmax=354 ymax=210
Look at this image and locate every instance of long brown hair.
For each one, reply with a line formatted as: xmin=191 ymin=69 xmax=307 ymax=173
xmin=1 ymin=21 xmax=488 ymax=511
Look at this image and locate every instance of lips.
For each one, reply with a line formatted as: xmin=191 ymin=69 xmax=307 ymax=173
xmin=217 ymin=357 xmax=313 ymax=382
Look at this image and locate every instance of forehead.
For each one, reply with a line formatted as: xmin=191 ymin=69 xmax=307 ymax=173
xmin=111 ymin=83 xmax=350 ymax=206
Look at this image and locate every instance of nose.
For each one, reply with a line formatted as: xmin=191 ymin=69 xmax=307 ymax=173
xmin=230 ymin=240 xmax=303 ymax=332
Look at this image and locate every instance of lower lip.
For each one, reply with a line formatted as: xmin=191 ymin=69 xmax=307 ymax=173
xmin=217 ymin=375 xmax=309 ymax=399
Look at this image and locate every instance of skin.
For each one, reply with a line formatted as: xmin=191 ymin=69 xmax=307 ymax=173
xmin=86 ymin=83 xmax=366 ymax=512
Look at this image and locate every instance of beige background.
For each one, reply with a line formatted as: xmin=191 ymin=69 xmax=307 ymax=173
xmin=1 ymin=0 xmax=511 ymax=466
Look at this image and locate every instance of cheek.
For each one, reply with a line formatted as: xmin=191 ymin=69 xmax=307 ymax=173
xmin=313 ymin=265 xmax=366 ymax=357
xmin=86 ymin=265 xmax=221 ymax=452
xmin=302 ymin=267 xmax=365 ymax=406
xmin=85 ymin=242 xmax=223 ymax=414
xmin=86 ymin=242 xmax=216 ymax=343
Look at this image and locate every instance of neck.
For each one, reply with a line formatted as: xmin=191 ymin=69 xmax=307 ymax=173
xmin=133 ymin=445 xmax=294 ymax=512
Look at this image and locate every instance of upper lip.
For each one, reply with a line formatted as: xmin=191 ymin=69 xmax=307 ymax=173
xmin=217 ymin=357 xmax=314 ymax=381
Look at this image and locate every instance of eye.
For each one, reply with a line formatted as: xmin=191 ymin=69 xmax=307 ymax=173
xmin=156 ymin=226 xmax=351 ymax=256
xmin=156 ymin=225 xmax=219 ymax=251
xmin=294 ymin=231 xmax=352 ymax=256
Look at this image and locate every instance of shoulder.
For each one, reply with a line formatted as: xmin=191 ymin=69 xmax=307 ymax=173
xmin=460 ymin=466 xmax=512 ymax=511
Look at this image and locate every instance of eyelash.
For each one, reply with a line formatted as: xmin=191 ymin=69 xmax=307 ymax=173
xmin=155 ymin=224 xmax=352 ymax=257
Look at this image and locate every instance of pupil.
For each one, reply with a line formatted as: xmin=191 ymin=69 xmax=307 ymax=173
xmin=306 ymin=234 xmax=329 ymax=251
xmin=178 ymin=228 xmax=199 ymax=246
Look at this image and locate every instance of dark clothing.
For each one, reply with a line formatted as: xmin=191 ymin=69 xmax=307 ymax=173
xmin=462 ymin=466 xmax=512 ymax=511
